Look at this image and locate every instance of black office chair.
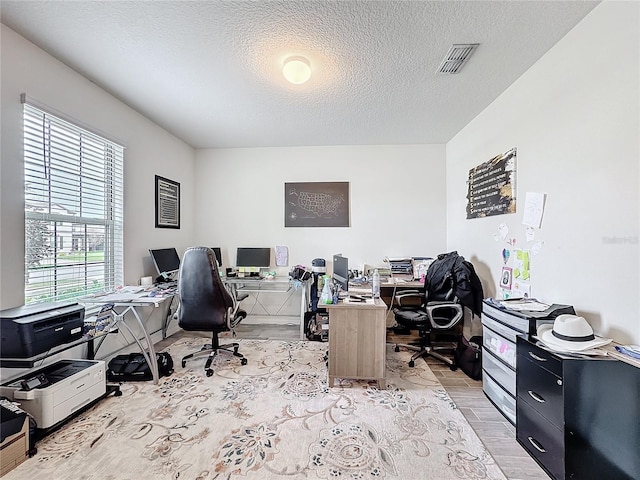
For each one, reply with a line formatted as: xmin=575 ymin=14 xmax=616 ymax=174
xmin=392 ymin=252 xmax=483 ymax=369
xmin=178 ymin=246 xmax=248 ymax=377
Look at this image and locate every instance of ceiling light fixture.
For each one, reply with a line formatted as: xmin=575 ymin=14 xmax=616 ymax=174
xmin=282 ymin=56 xmax=311 ymax=84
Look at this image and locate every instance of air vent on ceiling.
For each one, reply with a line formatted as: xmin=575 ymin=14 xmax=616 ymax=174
xmin=437 ymin=43 xmax=479 ymax=74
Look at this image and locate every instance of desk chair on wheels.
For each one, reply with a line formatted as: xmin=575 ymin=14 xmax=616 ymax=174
xmin=178 ymin=246 xmax=248 ymax=377
xmin=393 ymin=297 xmax=463 ymax=369
xmin=392 ymin=251 xmax=483 ymax=370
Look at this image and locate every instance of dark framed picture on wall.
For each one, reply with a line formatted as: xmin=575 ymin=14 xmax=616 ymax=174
xmin=285 ymin=181 xmax=350 ymax=227
xmin=155 ymin=175 xmax=180 ymax=229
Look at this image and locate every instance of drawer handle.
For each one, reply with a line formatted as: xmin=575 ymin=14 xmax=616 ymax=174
xmin=527 ymin=436 xmax=546 ymax=453
xmin=527 ymin=390 xmax=546 ymax=403
xmin=528 ymin=351 xmax=547 ymax=362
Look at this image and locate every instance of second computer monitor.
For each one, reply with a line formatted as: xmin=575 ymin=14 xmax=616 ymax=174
xmin=333 ymin=254 xmax=349 ymax=292
xmin=210 ymin=247 xmax=222 ymax=266
xmin=149 ymin=248 xmax=180 ymax=281
xmin=236 ymin=247 xmax=271 ymax=268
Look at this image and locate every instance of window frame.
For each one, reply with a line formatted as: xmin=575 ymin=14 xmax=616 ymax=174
xmin=23 ymin=98 xmax=124 ymax=305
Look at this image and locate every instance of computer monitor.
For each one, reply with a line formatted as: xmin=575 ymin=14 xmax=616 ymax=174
xmin=149 ymin=248 xmax=180 ymax=281
xmin=236 ymin=247 xmax=271 ymax=268
xmin=211 ymin=247 xmax=222 ymax=267
xmin=332 ymin=254 xmax=349 ymax=292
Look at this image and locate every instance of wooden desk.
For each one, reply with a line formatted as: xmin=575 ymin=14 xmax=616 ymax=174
xmin=325 ymin=299 xmax=387 ymax=388
xmin=381 ymin=279 xmax=423 ymax=306
xmin=381 ymin=279 xmax=423 ymax=288
xmin=348 ymin=279 xmax=423 ymax=309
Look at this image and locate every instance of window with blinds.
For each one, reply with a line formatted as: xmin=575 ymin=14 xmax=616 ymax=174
xmin=23 ymin=102 xmax=124 ymax=305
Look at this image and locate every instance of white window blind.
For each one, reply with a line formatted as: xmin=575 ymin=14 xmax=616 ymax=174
xmin=23 ymin=102 xmax=124 ymax=305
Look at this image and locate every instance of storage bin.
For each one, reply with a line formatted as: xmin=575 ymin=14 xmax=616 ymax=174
xmin=483 ymin=347 xmax=516 ymax=396
xmin=483 ymin=324 xmax=517 ymax=369
xmin=483 ymin=373 xmax=516 ymax=424
xmin=0 ymin=401 xmax=30 ymax=476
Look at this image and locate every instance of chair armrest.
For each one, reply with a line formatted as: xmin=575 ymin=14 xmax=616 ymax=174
xmin=236 ymin=292 xmax=249 ymax=302
xmin=223 ymin=281 xmax=246 ymax=330
xmin=394 ymin=290 xmax=423 ymax=307
xmin=425 ymin=302 xmax=463 ymax=329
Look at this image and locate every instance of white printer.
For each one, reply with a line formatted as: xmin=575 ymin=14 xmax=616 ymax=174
xmin=0 ymin=359 xmax=106 ymax=429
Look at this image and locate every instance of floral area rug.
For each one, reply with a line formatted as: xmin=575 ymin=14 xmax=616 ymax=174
xmin=4 ymin=336 xmax=507 ymax=480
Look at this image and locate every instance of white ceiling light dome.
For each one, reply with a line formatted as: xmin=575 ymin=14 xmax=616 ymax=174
xmin=282 ymin=56 xmax=311 ymax=84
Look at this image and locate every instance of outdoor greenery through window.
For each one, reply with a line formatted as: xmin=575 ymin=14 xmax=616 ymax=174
xmin=23 ymin=101 xmax=124 ymax=305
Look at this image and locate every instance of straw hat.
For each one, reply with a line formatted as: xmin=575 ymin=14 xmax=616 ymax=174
xmin=537 ymin=314 xmax=611 ymax=352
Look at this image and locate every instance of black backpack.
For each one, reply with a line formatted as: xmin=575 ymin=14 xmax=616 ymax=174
xmin=107 ymin=352 xmax=174 ymax=382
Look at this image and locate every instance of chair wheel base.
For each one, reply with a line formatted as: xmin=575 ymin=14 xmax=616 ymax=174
xmin=241 ymin=358 xmax=247 ymax=365
xmin=395 ymin=346 xmax=400 ymax=352
xmin=449 ymin=363 xmax=457 ymax=371
xmin=206 ymin=369 xmax=214 ymax=377
xmin=181 ymin=360 xmax=186 ymax=368
xmin=408 ymin=360 xmax=415 ymax=368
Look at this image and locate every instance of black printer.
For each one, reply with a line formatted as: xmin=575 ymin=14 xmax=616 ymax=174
xmin=0 ymin=301 xmax=85 ymax=358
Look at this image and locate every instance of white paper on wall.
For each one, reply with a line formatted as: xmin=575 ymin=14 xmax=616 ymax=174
xmin=498 ymin=223 xmax=509 ymax=240
xmin=511 ymin=280 xmax=532 ymax=299
xmin=522 ymin=192 xmax=546 ymax=228
xmin=525 ymin=226 xmax=535 ymax=242
xmin=531 ymin=241 xmax=545 ymax=256
xmin=275 ymin=245 xmax=288 ymax=266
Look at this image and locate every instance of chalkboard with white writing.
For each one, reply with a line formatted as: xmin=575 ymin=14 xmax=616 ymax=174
xmin=467 ymin=148 xmax=517 ymax=219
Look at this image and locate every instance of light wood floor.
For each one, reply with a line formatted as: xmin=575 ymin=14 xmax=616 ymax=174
xmin=162 ymin=323 xmax=551 ymax=480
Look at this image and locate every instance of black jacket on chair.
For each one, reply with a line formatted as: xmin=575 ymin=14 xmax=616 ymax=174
xmin=178 ymin=246 xmax=247 ymax=376
xmin=392 ymin=251 xmax=484 ymax=369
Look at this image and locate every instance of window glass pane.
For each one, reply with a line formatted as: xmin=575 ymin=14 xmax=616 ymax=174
xmin=23 ymin=103 xmax=124 ymax=305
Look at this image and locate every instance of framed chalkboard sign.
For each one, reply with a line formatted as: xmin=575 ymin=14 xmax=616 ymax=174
xmin=467 ymin=148 xmax=517 ymax=219
xmin=285 ymin=182 xmax=349 ymax=227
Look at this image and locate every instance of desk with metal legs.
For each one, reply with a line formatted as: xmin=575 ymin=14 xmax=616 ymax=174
xmin=223 ymin=277 xmax=311 ymax=340
xmin=81 ymin=291 xmax=175 ymax=384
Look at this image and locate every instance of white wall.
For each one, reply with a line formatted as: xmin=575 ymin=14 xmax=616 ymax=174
xmin=446 ymin=1 xmax=640 ymax=343
xmin=194 ymin=145 xmax=447 ymax=274
xmin=0 ymin=25 xmax=196 ymax=309
xmin=0 ymin=25 xmax=196 ymax=379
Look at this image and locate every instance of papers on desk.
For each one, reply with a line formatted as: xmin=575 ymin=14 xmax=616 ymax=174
xmin=534 ymin=339 xmax=609 ymax=357
xmin=499 ymin=299 xmax=550 ymax=311
xmin=608 ymin=344 xmax=640 ymax=369
xmin=344 ymin=297 xmax=375 ymax=305
xmin=119 ymin=286 xmax=145 ymax=294
xmin=84 ymin=287 xmax=164 ymax=303
xmin=348 ymin=286 xmax=372 ymax=295
xmin=614 ymin=345 xmax=640 ymax=360
xmin=93 ymin=286 xmax=145 ymax=301
xmin=96 ymin=292 xmax=144 ymax=302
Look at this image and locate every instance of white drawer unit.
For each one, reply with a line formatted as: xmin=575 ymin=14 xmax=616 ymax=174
xmin=483 ymin=319 xmax=518 ymax=369
xmin=483 ymin=372 xmax=516 ymax=424
xmin=481 ymin=299 xmax=574 ymax=425
xmin=482 ymin=346 xmax=516 ymax=396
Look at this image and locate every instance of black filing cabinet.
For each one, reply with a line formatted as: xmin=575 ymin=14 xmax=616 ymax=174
xmin=516 ymin=336 xmax=640 ymax=480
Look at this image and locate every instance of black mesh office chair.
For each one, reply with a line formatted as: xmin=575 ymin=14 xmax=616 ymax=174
xmin=392 ymin=252 xmax=484 ymax=369
xmin=178 ymin=246 xmax=247 ymax=377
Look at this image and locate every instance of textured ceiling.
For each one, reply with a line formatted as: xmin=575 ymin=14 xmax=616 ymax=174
xmin=0 ymin=1 xmax=599 ymax=149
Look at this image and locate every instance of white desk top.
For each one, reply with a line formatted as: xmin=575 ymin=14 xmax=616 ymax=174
xmin=81 ymin=286 xmax=174 ymax=306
